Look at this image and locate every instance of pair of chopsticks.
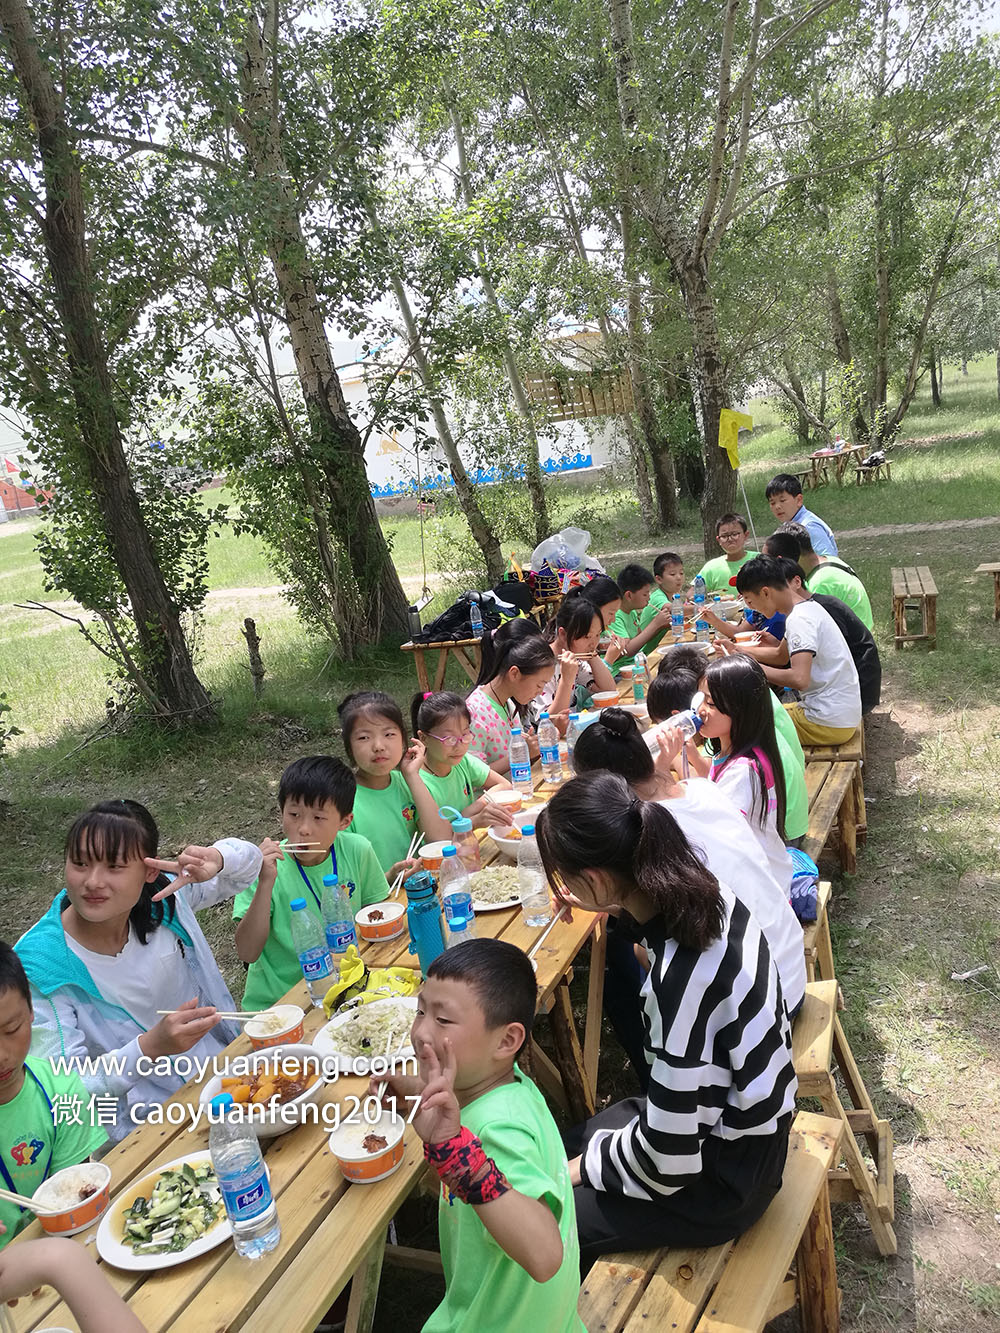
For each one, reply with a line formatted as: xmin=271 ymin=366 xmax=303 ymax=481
xmin=0 ymin=1185 xmax=59 ymax=1216
xmin=155 ymin=1009 xmax=273 ymax=1020
xmin=526 ymin=905 xmax=568 ymax=960
xmin=389 ymin=830 xmax=425 ymax=896
xmin=281 ymin=841 xmax=326 ymax=853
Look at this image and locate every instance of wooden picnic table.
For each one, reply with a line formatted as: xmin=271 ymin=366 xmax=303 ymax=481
xmin=804 ymin=445 xmax=865 ymax=488
xmin=400 ymin=636 xmax=482 ymax=691
xmin=6 ymin=779 xmax=602 ymax=1333
xmin=974 ymin=562 xmax=1000 ymax=621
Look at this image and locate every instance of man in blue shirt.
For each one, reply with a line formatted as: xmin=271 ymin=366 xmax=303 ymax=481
xmin=765 ymin=473 xmax=838 ymax=556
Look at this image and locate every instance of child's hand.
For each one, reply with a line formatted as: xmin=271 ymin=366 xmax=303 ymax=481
xmin=472 ymin=797 xmax=514 ymax=829
xmin=651 ymin=723 xmax=685 ymax=772
xmin=525 ymin=732 xmax=540 ymax=760
xmin=142 ymin=997 xmax=220 ymax=1059
xmin=147 ymin=844 xmax=224 ymax=901
xmin=367 ymin=1066 xmax=422 ymax=1108
xmin=411 ymin=1038 xmax=462 ymax=1145
xmin=255 ymin=837 xmax=284 ymax=891
xmin=652 ymin=607 xmax=672 ymax=628
xmin=603 ymin=634 xmax=625 ymax=666
xmin=387 ymin=857 xmax=419 ymax=883
xmin=549 ymin=710 xmax=569 ymax=738
xmin=400 ymin=738 xmax=427 ymax=777
xmin=557 ymin=648 xmax=580 ymax=678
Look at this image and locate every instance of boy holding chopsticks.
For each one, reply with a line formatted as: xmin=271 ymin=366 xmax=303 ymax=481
xmin=233 ymin=757 xmax=390 ymax=1010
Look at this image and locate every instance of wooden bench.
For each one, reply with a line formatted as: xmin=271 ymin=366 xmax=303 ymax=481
xmin=974 ymin=562 xmax=1000 ymax=621
xmin=802 ymin=762 xmax=859 ymax=873
xmin=891 ymin=566 xmax=937 ymax=649
xmin=800 ymin=724 xmax=866 ymax=845
xmin=577 ymin=1110 xmax=844 ymax=1333
xmin=854 ymin=457 xmax=891 ymax=484
xmin=793 ymin=982 xmax=896 ymax=1257
xmin=802 ymin=881 xmax=835 ymax=984
xmin=400 ymin=636 xmax=483 ymax=690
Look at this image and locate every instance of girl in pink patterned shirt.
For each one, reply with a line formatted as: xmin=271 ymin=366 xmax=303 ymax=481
xmin=467 ymin=623 xmax=556 ymax=774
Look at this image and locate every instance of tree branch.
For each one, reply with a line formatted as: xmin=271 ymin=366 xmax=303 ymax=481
xmin=694 ymin=0 xmax=741 ymax=258
xmin=705 ymin=0 xmax=764 ymax=262
xmin=69 ymin=128 xmax=230 ymax=173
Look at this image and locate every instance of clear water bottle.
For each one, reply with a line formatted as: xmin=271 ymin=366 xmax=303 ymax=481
xmin=537 ymin=711 xmax=562 ymax=785
xmin=508 ymin=725 xmax=533 ymax=797
xmin=693 ymin=574 xmax=710 ymax=641
xmin=320 ymin=873 xmax=356 ymax=976
xmin=445 ymin=915 xmax=471 ymax=949
xmin=517 ymin=824 xmax=552 ymax=927
xmin=632 ymin=652 xmax=647 ymax=702
xmin=469 ymin=600 xmax=484 ymax=639
xmin=565 ymin=712 xmax=581 ymax=774
xmin=645 ymin=707 xmax=704 ymax=758
xmin=438 ymin=844 xmax=476 ymax=933
xmin=670 ymin=593 xmax=684 ymax=644
xmin=209 ymin=1093 xmax=281 ymax=1259
xmin=289 ymin=897 xmax=334 ymax=1007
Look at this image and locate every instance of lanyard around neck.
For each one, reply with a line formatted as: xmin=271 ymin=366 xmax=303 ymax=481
xmin=293 ymin=846 xmax=337 ymax=909
xmin=0 ymin=1064 xmax=55 ymax=1197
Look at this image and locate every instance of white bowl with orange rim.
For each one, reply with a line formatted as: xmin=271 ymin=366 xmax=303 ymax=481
xmin=245 ymin=1003 xmax=305 ymax=1051
xmin=33 ymin=1161 xmax=111 ymax=1236
xmin=329 ymin=1111 xmax=406 ymax=1183
xmin=486 ymin=788 xmax=523 ymax=814
xmin=591 ymin=690 xmax=619 ymax=708
xmin=418 ymin=840 xmax=452 ymax=872
xmin=355 ymin=900 xmax=407 ymax=942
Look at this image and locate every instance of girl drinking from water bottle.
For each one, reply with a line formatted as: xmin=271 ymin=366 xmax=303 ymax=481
xmin=412 ymin=692 xmax=515 ymax=827
xmin=465 ymin=622 xmax=556 ymax=772
xmin=338 ymin=691 xmax=451 ymax=875
xmin=15 ymin=801 xmax=262 ymax=1144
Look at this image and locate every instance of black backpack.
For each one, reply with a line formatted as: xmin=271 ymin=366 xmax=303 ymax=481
xmin=410 ymin=591 xmax=504 ymax=644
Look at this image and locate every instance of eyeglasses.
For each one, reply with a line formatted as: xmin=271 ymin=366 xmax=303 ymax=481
xmin=718 ymin=531 xmax=745 ymax=541
xmin=429 ymin=730 xmax=474 ymax=747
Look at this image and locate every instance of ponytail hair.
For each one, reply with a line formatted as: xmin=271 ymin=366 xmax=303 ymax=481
xmin=536 ymin=772 xmax=724 ymax=953
xmin=63 ymin=800 xmax=175 ymax=945
xmin=473 ymin=619 xmax=555 ymax=723
xmin=411 ymin=690 xmax=469 ymax=738
xmin=571 ymin=708 xmax=655 ymax=783
xmin=703 ymin=656 xmax=787 ymax=839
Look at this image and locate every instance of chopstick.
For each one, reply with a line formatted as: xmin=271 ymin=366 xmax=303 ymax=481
xmin=0 ymin=1302 xmax=15 ymax=1333
xmin=376 ymin=1029 xmax=396 ymax=1103
xmin=281 ymin=844 xmax=326 ymax=852
xmin=390 ymin=831 xmax=425 ymax=897
xmin=526 ymin=905 xmax=568 ymax=960
xmin=154 ymin=1009 xmax=274 ymax=1020
xmin=0 ymin=1185 xmax=59 ymax=1215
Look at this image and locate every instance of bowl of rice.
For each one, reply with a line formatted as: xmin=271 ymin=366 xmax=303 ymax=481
xmin=329 ymin=1110 xmax=406 ymax=1183
xmin=245 ymin=1003 xmax=305 ymax=1051
xmin=33 ymin=1161 xmax=111 ymax=1235
xmin=356 ymin=900 xmax=406 ymax=942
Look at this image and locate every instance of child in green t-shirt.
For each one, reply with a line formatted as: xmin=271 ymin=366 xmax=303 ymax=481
xmin=338 ymin=692 xmax=451 ymax=875
xmin=606 ymin=564 xmax=672 ymax=676
xmin=233 ymin=757 xmax=390 ymax=1010
xmin=0 ymin=944 xmax=106 ymax=1248
xmin=637 ymin=552 xmax=687 ymax=654
xmin=694 ymin=513 xmax=758 ymax=593
xmin=374 ymin=939 xmax=584 ymax=1333
xmin=413 ymin=692 xmax=516 ymax=828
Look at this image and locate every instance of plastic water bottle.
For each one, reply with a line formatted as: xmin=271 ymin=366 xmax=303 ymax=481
xmin=508 ymin=725 xmax=533 ymax=797
xmin=438 ymin=844 xmax=476 ymax=933
xmin=445 ymin=915 xmax=471 ymax=949
xmin=469 ymin=600 xmax=484 ymax=639
xmin=632 ymin=652 xmax=647 ymax=702
xmin=517 ymin=824 xmax=552 ymax=927
xmin=289 ymin=897 xmax=333 ymax=1007
xmin=670 ymin=593 xmax=684 ymax=644
xmin=565 ymin=712 xmax=581 ymax=773
xmin=538 ymin=711 xmax=562 ymax=785
xmin=693 ymin=575 xmax=710 ymax=641
xmin=438 ymin=806 xmax=481 ymax=872
xmin=209 ymin=1093 xmax=281 ymax=1259
xmin=644 ymin=708 xmax=704 ymax=758
xmin=320 ymin=873 xmax=356 ymax=975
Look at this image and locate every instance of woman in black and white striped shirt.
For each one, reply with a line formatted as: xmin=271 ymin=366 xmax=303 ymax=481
xmin=535 ymin=771 xmax=797 ymax=1265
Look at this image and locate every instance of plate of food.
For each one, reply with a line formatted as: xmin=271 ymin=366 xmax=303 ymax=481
xmin=97 ymin=1152 xmax=231 ymax=1271
xmin=468 ymin=864 xmax=523 ymax=912
xmin=313 ymin=995 xmax=418 ymax=1073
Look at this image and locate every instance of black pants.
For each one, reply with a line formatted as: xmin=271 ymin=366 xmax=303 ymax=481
xmin=602 ymin=918 xmax=650 ymax=1093
xmin=565 ymin=1100 xmax=792 ymax=1270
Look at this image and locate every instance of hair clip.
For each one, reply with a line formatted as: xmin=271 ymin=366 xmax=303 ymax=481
xmin=423 ymin=692 xmax=432 ymax=700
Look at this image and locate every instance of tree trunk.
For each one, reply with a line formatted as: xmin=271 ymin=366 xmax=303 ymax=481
xmin=818 ymin=368 xmax=827 ymax=421
xmin=929 ymin=347 xmax=941 ymax=406
xmin=621 ymin=199 xmax=670 ymax=530
xmin=961 ymin=352 xmax=968 ymax=375
xmin=826 ymin=266 xmax=870 ymax=446
xmin=449 ymin=106 xmax=549 ymax=544
xmin=381 ymin=258 xmax=505 ymax=582
xmin=680 ymin=265 xmax=736 ymax=555
xmin=782 ymin=352 xmax=810 ymax=445
xmin=937 ymin=350 xmax=943 ymax=392
xmin=996 ymin=347 xmax=1000 ymax=402
xmin=238 ymin=11 xmax=409 ymax=650
xmin=0 ymin=0 xmax=214 ymax=720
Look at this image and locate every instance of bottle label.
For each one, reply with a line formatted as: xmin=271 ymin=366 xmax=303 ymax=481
xmin=511 ymin=760 xmax=532 ymax=787
xmin=443 ymin=892 xmax=474 ymax=922
xmin=300 ymin=949 xmax=333 ymax=979
xmin=695 ymin=619 xmax=709 ymax=634
xmin=325 ymin=923 xmax=356 ymax=952
xmin=220 ymin=1169 xmax=273 ymax=1222
xmin=539 ymin=743 xmax=559 ymax=767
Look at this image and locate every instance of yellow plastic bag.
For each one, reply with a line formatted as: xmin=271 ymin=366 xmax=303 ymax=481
xmin=321 ymin=945 xmax=421 ymax=1018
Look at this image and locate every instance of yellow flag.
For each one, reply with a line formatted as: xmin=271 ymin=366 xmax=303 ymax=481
xmin=718 ymin=409 xmax=753 ymax=470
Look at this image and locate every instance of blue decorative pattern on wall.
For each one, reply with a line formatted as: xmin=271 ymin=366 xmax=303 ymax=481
xmin=370 ymin=452 xmax=593 ymax=498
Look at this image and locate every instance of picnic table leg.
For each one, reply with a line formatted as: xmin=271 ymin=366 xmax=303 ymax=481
xmin=836 ymin=782 xmax=857 ymax=875
xmin=451 ymin=644 xmax=482 ymax=684
xmin=548 ymin=978 xmax=596 ymax=1122
xmin=583 ymin=919 xmax=607 ymax=1102
xmin=412 ymin=647 xmax=430 ymax=693
xmin=994 ymin=573 xmax=1000 ymax=622
xmin=345 ymin=1229 xmax=389 ymax=1333
xmin=432 ymin=647 xmax=450 ymax=690
xmin=925 ymin=594 xmax=937 ymax=649
xmin=796 ymin=1178 xmax=840 ymax=1333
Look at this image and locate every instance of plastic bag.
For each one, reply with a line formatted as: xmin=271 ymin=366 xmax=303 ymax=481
xmin=530 ymin=526 xmax=603 ymax=573
xmin=321 ymin=945 xmax=421 ymax=1016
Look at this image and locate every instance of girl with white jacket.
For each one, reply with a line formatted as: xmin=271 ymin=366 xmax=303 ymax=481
xmin=16 ymin=800 xmax=262 ymax=1145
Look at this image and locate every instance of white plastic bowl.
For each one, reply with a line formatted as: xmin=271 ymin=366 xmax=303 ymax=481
xmin=489 ymin=810 xmax=539 ymax=858
xmin=198 ymin=1043 xmax=326 ymax=1139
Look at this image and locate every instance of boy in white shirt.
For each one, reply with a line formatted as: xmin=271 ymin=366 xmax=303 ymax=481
xmin=735 ymin=556 xmax=861 ymax=745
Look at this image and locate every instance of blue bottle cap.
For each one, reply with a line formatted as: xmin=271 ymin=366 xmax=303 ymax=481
xmin=568 ymin=712 xmax=579 ymax=720
xmin=290 ymin=897 xmax=307 ymax=911
xmin=442 ymin=844 xmax=457 ymax=856
xmin=540 ymin=710 xmax=550 ymax=720
xmin=511 ymin=725 xmax=522 ymax=735
xmin=521 ymin=824 xmax=535 ymax=836
xmin=450 ymin=917 xmax=468 ymax=932
xmin=322 ymin=874 xmax=338 ymax=887
xmin=449 ymin=814 xmax=473 ymax=834
xmin=211 ymin=1093 xmax=234 ymax=1110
